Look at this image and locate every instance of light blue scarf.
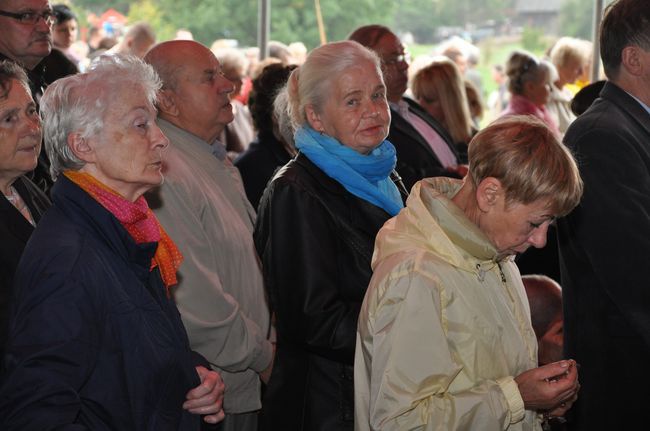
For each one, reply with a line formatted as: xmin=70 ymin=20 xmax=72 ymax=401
xmin=294 ymin=126 xmax=404 ymax=216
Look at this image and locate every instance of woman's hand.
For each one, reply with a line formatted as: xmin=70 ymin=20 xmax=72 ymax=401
xmin=515 ymin=359 xmax=579 ymax=413
xmin=183 ymin=366 xmax=226 ymax=424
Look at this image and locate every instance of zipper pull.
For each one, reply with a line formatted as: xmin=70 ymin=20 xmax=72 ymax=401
xmin=497 ymin=263 xmax=506 ymax=283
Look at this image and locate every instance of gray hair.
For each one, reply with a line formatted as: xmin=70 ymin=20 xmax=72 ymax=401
xmin=40 ymin=54 xmax=162 ymax=180
xmin=0 ymin=60 xmax=29 ymax=100
xmin=506 ymin=50 xmax=550 ymax=95
xmin=286 ymin=40 xmax=382 ymax=129
xmin=273 ymin=87 xmax=295 ymax=149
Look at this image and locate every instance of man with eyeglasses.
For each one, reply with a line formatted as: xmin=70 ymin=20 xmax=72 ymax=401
xmin=0 ymin=0 xmax=53 ymax=100
xmin=0 ymin=0 xmax=60 ymax=194
xmin=349 ymin=25 xmax=466 ymax=192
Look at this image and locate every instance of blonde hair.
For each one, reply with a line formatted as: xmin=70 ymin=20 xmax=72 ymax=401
xmin=286 ymin=40 xmax=381 ymax=129
xmin=468 ymin=115 xmax=583 ymax=216
xmin=411 ymin=57 xmax=473 ymax=144
xmin=549 ymin=37 xmax=587 ymax=69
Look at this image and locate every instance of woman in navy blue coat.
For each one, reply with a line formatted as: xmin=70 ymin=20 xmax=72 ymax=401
xmin=0 ymin=56 xmax=225 ymax=430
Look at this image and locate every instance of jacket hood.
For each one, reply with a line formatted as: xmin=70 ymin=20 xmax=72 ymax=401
xmin=371 ymin=177 xmax=500 ymax=274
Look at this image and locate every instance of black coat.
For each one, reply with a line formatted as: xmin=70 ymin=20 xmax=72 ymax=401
xmin=0 ymin=176 xmax=50 ymax=363
xmin=0 ymin=176 xmax=203 ymax=430
xmin=557 ymin=81 xmax=650 ymax=430
xmin=254 ymin=153 xmax=393 ymax=431
xmin=387 ymin=98 xmax=460 ymax=191
xmin=234 ymin=131 xmax=293 ymax=210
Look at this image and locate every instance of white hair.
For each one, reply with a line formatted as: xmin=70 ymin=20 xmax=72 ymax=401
xmin=40 ymin=55 xmax=162 ymax=180
xmin=286 ymin=40 xmax=382 ymax=129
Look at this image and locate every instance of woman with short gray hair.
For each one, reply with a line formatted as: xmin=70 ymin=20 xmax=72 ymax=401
xmin=0 ymin=55 xmax=225 ymax=430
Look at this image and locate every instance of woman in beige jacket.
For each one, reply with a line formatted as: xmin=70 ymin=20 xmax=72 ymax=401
xmin=355 ymin=115 xmax=583 ymax=431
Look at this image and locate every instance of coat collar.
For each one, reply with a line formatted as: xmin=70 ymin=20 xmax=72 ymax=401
xmin=601 ymin=81 xmax=650 ymax=137
xmin=289 ymin=152 xmax=391 ymax=240
xmin=51 ymin=176 xmax=157 ymax=277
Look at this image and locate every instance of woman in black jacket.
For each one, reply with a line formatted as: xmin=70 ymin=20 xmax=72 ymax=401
xmin=254 ymin=40 xmax=406 ymax=431
xmin=0 ymin=61 xmax=50 ymax=365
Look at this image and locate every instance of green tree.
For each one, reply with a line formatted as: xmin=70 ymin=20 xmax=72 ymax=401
xmin=393 ymin=0 xmax=439 ymax=43
xmin=559 ymin=0 xmax=614 ymax=41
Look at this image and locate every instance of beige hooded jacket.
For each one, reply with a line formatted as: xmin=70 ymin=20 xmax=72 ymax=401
xmin=354 ymin=177 xmax=541 ymax=430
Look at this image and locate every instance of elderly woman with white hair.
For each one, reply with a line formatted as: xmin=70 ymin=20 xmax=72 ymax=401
xmin=0 ymin=56 xmax=225 ymax=430
xmin=355 ymin=116 xmax=583 ymax=431
xmin=501 ymin=51 xmax=560 ymax=137
xmin=254 ymin=40 xmax=406 ymax=431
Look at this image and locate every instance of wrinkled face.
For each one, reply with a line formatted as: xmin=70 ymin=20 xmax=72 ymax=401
xmin=481 ymin=196 xmax=554 ymax=257
xmin=417 ymin=87 xmax=445 ymax=125
xmin=0 ymin=0 xmax=52 ymax=69
xmin=85 ymin=84 xmax=169 ymax=201
xmin=173 ymin=48 xmax=234 ymax=142
xmin=0 ymin=79 xmax=41 ymax=187
xmin=309 ymin=61 xmax=390 ymax=155
xmin=373 ymin=32 xmax=409 ymax=102
xmin=52 ymin=18 xmax=77 ymax=50
xmin=538 ymin=317 xmax=564 ymax=365
xmin=525 ymin=70 xmax=551 ymax=107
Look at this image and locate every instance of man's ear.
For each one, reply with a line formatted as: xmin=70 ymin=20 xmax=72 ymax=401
xmin=67 ymin=132 xmax=95 ymax=163
xmin=621 ymin=45 xmax=643 ymax=77
xmin=305 ymin=104 xmax=324 ymax=133
xmin=475 ymin=177 xmax=502 ymax=212
xmin=157 ymin=89 xmax=179 ymax=117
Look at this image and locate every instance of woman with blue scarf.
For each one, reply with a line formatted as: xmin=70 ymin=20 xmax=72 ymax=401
xmin=253 ymin=40 xmax=405 ymax=431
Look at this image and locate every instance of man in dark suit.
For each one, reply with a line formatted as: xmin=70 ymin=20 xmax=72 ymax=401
xmin=556 ymin=1 xmax=650 ymax=429
xmin=348 ymin=25 xmax=464 ymax=191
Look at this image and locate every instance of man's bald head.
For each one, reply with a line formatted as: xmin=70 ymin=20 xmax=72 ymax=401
xmin=522 ymin=274 xmax=563 ymax=337
xmin=145 ymin=40 xmax=211 ymax=91
xmin=144 ymin=40 xmax=234 ymax=143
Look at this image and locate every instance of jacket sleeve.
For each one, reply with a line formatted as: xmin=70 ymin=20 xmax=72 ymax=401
xmin=256 ymin=181 xmax=361 ymax=364
xmin=565 ymin=128 xmax=650 ymax=349
xmin=0 ymin=271 xmax=97 ymax=431
xmin=154 ymin=179 xmax=273 ymax=374
xmin=361 ymin=270 xmax=524 ymax=430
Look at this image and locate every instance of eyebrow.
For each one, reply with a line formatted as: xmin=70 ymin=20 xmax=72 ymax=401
xmin=342 ymin=89 xmax=363 ymax=99
xmin=0 ymin=107 xmax=19 ymax=119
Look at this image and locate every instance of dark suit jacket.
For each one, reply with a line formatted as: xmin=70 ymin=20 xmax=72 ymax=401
xmin=557 ymin=81 xmax=650 ymax=430
xmin=0 ymin=176 xmax=50 ymax=363
xmin=387 ymin=97 xmax=460 ymax=192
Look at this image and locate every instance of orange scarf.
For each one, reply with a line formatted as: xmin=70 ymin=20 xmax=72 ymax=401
xmin=64 ymin=171 xmax=183 ymax=293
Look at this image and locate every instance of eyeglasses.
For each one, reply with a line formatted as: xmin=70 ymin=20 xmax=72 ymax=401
xmin=0 ymin=9 xmax=55 ymax=26
xmin=383 ymin=53 xmax=410 ymax=65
